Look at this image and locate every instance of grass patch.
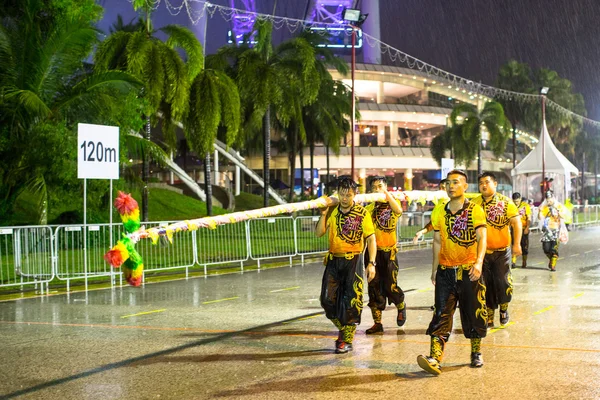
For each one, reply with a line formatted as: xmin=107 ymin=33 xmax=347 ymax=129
xmin=234 ymin=192 xmax=279 ymax=211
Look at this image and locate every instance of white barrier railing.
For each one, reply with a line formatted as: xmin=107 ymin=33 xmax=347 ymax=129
xmin=248 ymin=217 xmax=297 ymax=269
xmin=2 ymin=205 xmax=599 ymax=293
xmin=0 ymin=226 xmax=54 ymax=294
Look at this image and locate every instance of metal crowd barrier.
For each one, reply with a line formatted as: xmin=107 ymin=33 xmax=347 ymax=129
xmin=2 ymin=205 xmax=600 ymax=293
xmin=0 ymin=226 xmax=54 ymax=294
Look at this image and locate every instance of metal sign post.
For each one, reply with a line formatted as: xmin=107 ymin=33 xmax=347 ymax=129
xmin=78 ymin=123 xmax=120 ymax=292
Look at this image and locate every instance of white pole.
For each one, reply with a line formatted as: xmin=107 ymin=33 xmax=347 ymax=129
xmin=109 ymin=179 xmax=114 ymax=286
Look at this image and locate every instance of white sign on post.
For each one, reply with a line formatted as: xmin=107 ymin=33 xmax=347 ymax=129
xmin=441 ymin=158 xmax=455 ymax=179
xmin=78 ymin=123 xmax=120 ymax=179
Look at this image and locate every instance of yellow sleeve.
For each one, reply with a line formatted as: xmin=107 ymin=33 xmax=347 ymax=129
xmin=507 ymin=199 xmax=519 ymax=219
xmin=393 ymin=199 xmax=402 ymax=216
xmin=431 ymin=205 xmax=441 ymax=231
xmin=361 ymin=210 xmax=375 ymax=238
xmin=525 ymin=204 xmax=532 ymax=218
xmin=473 ymin=204 xmax=487 ymax=229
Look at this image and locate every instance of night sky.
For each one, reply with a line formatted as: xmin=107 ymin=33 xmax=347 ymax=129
xmin=97 ymin=0 xmax=600 ymax=120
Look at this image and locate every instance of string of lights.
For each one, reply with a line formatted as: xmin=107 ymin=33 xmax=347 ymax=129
xmin=129 ymin=0 xmax=600 ymax=129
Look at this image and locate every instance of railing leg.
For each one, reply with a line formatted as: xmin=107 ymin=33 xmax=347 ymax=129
xmin=240 ymin=261 xmax=244 ymax=272
xmin=257 ymin=259 xmax=261 ymax=271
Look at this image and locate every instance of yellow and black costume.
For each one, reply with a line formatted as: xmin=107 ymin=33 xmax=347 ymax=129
xmin=472 ymin=193 xmax=518 ymax=326
xmin=420 ymin=199 xmax=488 ymax=373
xmin=321 ymin=203 xmax=374 ymax=350
xmin=513 ymin=199 xmax=531 ymax=268
xmin=364 ymin=200 xmax=405 ymax=333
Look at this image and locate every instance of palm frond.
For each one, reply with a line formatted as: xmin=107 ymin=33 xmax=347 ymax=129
xmin=162 ymin=24 xmax=204 ymax=81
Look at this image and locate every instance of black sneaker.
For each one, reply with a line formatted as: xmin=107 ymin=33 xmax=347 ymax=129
xmin=397 ymin=307 xmax=407 ymax=327
xmin=470 ymin=352 xmax=483 ymax=368
xmin=500 ymin=309 xmax=509 ymax=325
xmin=417 ymin=355 xmax=441 ymax=375
xmin=335 ymin=341 xmax=353 ymax=354
xmin=366 ymin=323 xmax=384 ymax=334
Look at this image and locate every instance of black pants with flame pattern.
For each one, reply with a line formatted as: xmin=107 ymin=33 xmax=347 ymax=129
xmin=365 ymin=249 xmax=405 ymax=310
xmin=426 ymin=266 xmax=488 ymax=341
xmin=482 ymin=249 xmax=513 ymax=309
xmin=320 ymin=255 xmax=364 ymax=326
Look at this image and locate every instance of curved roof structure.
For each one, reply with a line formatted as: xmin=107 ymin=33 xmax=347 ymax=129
xmin=511 ymin=120 xmax=578 ymax=176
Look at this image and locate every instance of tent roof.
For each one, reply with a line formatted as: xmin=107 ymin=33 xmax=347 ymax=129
xmin=511 ymin=120 xmax=579 ymax=176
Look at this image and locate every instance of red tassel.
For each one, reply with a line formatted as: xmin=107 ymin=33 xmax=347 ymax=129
xmin=127 ymin=275 xmax=143 ymax=287
xmin=114 ymin=191 xmax=139 ymax=215
xmin=104 ymin=248 xmax=124 ymax=267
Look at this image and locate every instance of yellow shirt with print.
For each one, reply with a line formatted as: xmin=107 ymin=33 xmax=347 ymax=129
xmin=327 ymin=203 xmax=375 ymax=254
xmin=365 ymin=201 xmax=402 ymax=249
xmin=539 ymin=202 xmax=568 ymax=220
xmin=517 ymin=202 xmax=532 ymax=228
xmin=472 ymin=193 xmax=519 ymax=250
xmin=432 ymin=199 xmax=487 ymax=266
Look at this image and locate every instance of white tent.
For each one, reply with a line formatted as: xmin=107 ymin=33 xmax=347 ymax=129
xmin=511 ymin=120 xmax=578 ymax=204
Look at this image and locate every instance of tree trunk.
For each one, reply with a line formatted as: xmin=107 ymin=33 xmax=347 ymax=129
xmin=326 ymin=144 xmax=331 ymax=195
xmin=263 ymin=107 xmax=271 ymax=208
xmin=142 ymin=116 xmax=150 ymax=222
xmin=595 ymin=152 xmax=598 ymax=203
xmin=288 ymin=128 xmax=297 ymax=202
xmin=581 ymin=153 xmax=586 ymax=203
xmin=299 ymin=145 xmax=305 ymax=197
xmin=309 ymin=143 xmax=315 ymax=197
xmin=477 ymin=139 xmax=482 ymax=177
xmin=204 ymin=152 xmax=213 ymax=216
xmin=511 ymin=119 xmax=517 ymax=168
xmin=182 ymin=140 xmax=188 ymax=171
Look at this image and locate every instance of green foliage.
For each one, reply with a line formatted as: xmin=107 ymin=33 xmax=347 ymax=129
xmin=430 ymin=102 xmax=511 ymax=169
xmin=496 ymin=60 xmax=587 ymax=158
xmin=95 ymin=21 xmax=202 ymax=150
xmin=0 ymin=0 xmax=141 ymax=224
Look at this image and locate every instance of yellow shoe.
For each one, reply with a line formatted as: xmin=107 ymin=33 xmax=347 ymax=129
xmin=417 ymin=355 xmax=441 ymax=375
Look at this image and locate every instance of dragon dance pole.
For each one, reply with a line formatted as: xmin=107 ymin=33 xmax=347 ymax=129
xmin=105 ymin=190 xmax=448 ymax=286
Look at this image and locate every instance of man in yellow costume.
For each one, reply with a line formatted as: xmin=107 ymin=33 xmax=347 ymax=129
xmin=473 ymin=172 xmax=522 ymax=328
xmin=364 ymin=176 xmax=406 ymax=334
xmin=316 ymin=177 xmax=377 ymax=354
xmin=511 ymin=192 xmax=531 ymax=269
xmin=417 ymin=170 xmax=488 ymax=375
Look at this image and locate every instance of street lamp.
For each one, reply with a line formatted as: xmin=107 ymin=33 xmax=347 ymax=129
xmin=540 ymin=87 xmax=549 ymax=198
xmin=342 ymin=8 xmax=368 ymax=183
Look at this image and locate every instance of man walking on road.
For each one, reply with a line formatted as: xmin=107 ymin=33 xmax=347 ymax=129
xmin=417 ymin=170 xmax=488 ymax=375
xmin=316 ymin=177 xmax=377 ymax=354
xmin=473 ymin=172 xmax=522 ymax=328
xmin=364 ymin=176 xmax=406 ymax=334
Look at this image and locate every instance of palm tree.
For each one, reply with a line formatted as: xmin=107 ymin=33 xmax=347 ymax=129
xmin=304 ymin=79 xmax=353 ymax=196
xmin=95 ymin=0 xmax=203 ymax=220
xmin=533 ymin=68 xmax=586 ymax=157
xmin=297 ymin=30 xmax=349 ymax=198
xmin=0 ymin=0 xmax=140 ymax=222
xmin=496 ymin=60 xmax=535 ymax=168
xmin=225 ymin=20 xmax=320 ymax=206
xmin=430 ymin=102 xmax=511 ymax=176
xmin=186 ymin=57 xmax=241 ymax=215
